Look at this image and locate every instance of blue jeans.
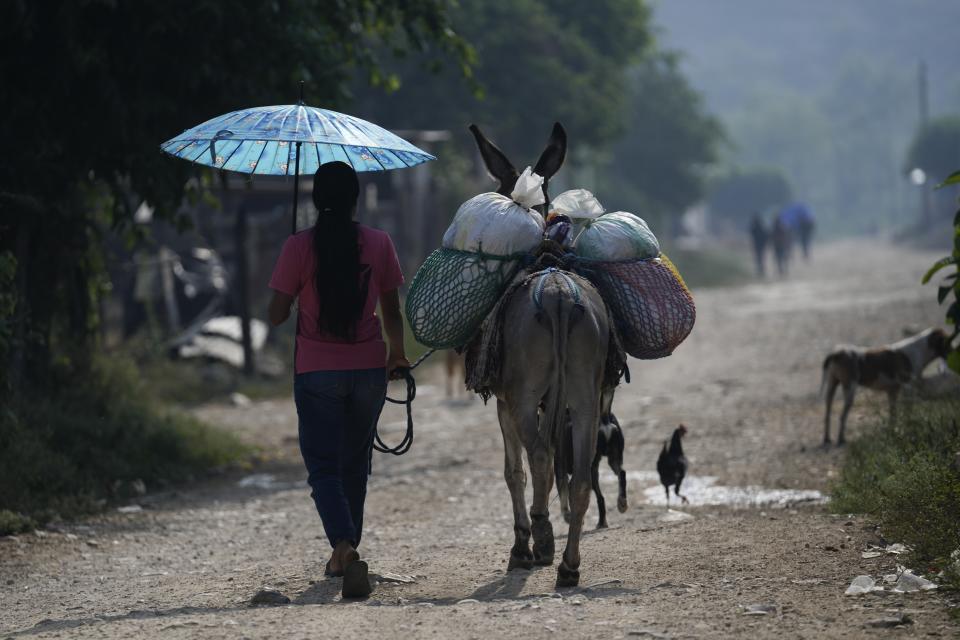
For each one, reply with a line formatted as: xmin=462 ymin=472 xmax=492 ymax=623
xmin=293 ymin=368 xmax=387 ymax=549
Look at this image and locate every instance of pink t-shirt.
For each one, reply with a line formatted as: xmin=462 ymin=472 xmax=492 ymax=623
xmin=269 ymin=225 xmax=404 ymax=373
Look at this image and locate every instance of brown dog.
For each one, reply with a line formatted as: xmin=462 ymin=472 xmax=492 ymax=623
xmin=820 ymin=328 xmax=951 ymax=445
xmin=444 ymin=349 xmax=466 ymax=398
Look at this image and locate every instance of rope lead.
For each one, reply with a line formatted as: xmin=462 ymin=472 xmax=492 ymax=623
xmin=374 ymin=348 xmax=436 ymax=456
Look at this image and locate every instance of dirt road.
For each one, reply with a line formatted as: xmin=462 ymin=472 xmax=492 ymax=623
xmin=2 ymin=239 xmax=958 ymax=639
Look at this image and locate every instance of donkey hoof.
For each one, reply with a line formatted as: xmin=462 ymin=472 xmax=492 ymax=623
xmin=531 ymin=518 xmax=554 ymax=565
xmin=617 ymin=498 xmax=628 ymax=513
xmin=508 ymin=553 xmax=534 ymax=571
xmin=596 ymin=520 xmax=608 ymax=530
xmin=532 ymin=546 xmax=554 ymax=566
xmin=555 ymin=562 xmax=580 ymax=588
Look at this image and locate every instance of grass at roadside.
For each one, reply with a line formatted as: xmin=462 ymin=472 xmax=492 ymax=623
xmin=663 ymin=246 xmax=753 ymax=289
xmin=0 ymin=354 xmax=251 ymax=534
xmin=831 ymin=397 xmax=960 ymax=585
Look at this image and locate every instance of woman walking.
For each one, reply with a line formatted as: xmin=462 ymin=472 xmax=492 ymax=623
xmin=268 ymin=161 xmax=408 ymax=598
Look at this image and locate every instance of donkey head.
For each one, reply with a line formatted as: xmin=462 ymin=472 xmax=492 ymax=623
xmin=469 ymin=122 xmax=567 ymax=211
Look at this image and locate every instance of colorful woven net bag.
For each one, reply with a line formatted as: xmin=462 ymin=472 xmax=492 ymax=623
xmin=576 ymin=253 xmax=695 ymax=359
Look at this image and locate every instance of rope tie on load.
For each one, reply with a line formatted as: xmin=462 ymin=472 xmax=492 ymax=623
xmin=374 ymin=348 xmax=436 ymax=455
xmin=532 ymin=267 xmax=582 ymax=310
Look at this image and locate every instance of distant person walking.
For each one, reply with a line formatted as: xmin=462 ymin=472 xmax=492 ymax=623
xmin=780 ymin=202 xmax=815 ymax=262
xmin=771 ymin=215 xmax=790 ymax=277
xmin=748 ymin=213 xmax=768 ymax=277
xmin=797 ymin=213 xmax=815 ymax=260
xmin=267 ymin=161 xmax=408 ymax=599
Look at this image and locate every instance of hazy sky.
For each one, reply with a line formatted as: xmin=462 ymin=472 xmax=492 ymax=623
xmin=654 ymin=0 xmax=960 ymax=116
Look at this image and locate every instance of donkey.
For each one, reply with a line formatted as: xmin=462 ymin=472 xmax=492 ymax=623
xmin=470 ymin=122 xmax=612 ymax=588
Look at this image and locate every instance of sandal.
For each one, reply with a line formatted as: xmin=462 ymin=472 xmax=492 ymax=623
xmin=341 ymin=560 xmax=372 ymax=599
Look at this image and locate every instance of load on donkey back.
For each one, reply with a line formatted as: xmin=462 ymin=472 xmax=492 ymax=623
xmin=405 ymin=122 xmax=696 ymax=588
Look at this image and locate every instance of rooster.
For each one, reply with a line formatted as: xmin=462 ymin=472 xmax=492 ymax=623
xmin=656 ymin=425 xmax=689 ymax=507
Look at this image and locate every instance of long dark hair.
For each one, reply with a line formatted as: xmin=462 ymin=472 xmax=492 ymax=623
xmin=311 ymin=161 xmax=364 ymax=341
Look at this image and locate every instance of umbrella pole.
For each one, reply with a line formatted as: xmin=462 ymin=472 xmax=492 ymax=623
xmin=291 ymin=81 xmax=306 ymax=235
xmin=291 ymin=141 xmax=302 ymax=235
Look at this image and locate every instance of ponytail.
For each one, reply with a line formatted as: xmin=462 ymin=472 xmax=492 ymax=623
xmin=311 ymin=161 xmax=364 ymax=341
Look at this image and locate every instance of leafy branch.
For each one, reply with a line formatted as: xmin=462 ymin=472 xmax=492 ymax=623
xmin=922 ymin=174 xmax=960 ymax=373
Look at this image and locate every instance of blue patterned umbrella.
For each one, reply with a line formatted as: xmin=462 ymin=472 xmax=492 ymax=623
xmin=161 ymin=93 xmax=435 ymax=232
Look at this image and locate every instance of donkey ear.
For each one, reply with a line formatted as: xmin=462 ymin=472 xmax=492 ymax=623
xmin=469 ymin=124 xmax=518 ymax=191
xmin=533 ymin=122 xmax=567 ymax=180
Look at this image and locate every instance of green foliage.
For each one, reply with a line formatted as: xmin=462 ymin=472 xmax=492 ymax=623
xmin=655 ymin=0 xmax=960 ymax=234
xmin=0 ymin=251 xmax=16 ymax=391
xmin=352 ymin=0 xmax=654 ymax=159
xmin=0 ymin=510 xmax=37 ymax=536
xmin=938 ymin=170 xmax=960 ymax=189
xmin=907 ymin=117 xmax=960 ymax=183
xmin=706 ymin=167 xmax=793 ymax=224
xmin=719 ymin=86 xmax=832 ymax=225
xmin=832 ymin=398 xmax=960 ymax=577
xmin=923 ymin=174 xmax=960 ymax=373
xmin=0 ymin=354 xmax=249 ymax=520
xmin=663 ymin=246 xmax=753 ymax=289
xmin=0 ymin=0 xmax=472 ymax=393
xmin=598 ymin=52 xmax=724 ymax=220
xmin=352 ymin=1 xmax=721 ymax=231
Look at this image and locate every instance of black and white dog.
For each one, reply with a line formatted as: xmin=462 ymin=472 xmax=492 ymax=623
xmin=556 ymin=391 xmax=628 ymax=529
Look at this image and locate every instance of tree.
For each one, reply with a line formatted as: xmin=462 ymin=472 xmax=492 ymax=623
xmin=351 ymin=0 xmax=653 ymax=160
xmin=706 ymin=167 xmax=793 ymax=225
xmin=0 ymin=1 xmax=471 ymax=390
xmin=907 ymin=116 xmax=960 ymax=183
xmin=349 ymin=1 xmax=722 ymax=235
xmin=921 ymin=170 xmax=960 ymax=374
xmin=598 ymin=52 xmax=724 ymax=221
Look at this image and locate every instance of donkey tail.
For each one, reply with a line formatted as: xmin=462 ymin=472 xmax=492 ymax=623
xmin=537 ymin=279 xmax=577 ymax=452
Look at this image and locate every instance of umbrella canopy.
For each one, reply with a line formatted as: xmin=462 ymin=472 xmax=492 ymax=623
xmin=779 ymin=202 xmax=813 ymax=229
xmin=160 ymin=104 xmax=435 ymax=176
xmin=161 ymin=99 xmax=435 ymax=234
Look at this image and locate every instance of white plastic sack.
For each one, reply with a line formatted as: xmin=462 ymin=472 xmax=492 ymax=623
xmin=511 ymin=167 xmax=546 ymax=209
xmin=552 ymin=189 xmax=605 ymax=220
xmin=442 ymin=192 xmax=545 ymax=256
xmin=574 ymin=211 xmax=660 ymax=261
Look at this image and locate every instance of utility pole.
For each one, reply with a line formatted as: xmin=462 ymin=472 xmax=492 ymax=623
xmin=918 ymin=60 xmax=931 ymax=224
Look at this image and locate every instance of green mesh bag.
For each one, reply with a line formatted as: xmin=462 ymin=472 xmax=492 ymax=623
xmin=405 ymin=248 xmax=522 ymax=349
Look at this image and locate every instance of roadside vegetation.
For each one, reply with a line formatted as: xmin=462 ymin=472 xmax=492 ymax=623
xmin=666 ymin=246 xmax=753 ymax=289
xmin=832 ymin=398 xmax=960 ymax=587
xmin=0 ymin=355 xmax=250 ymax=535
xmin=833 ymin=172 xmax=960 ymax=587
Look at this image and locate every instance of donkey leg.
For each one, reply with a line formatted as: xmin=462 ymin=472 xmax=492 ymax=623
xmin=557 ymin=408 xmax=598 ymax=589
xmin=556 ymin=472 xmax=571 ymax=524
xmin=528 ymin=444 xmax=555 ymax=566
xmin=497 ymin=400 xmax=532 ymax=570
xmin=823 ymin=378 xmax=838 ymax=446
